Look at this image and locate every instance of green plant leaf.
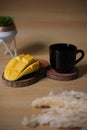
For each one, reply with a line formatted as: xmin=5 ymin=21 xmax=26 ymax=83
xmin=0 ymin=16 xmax=14 ymax=27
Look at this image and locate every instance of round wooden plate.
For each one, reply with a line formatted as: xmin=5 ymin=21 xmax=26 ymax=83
xmin=2 ymin=59 xmax=49 ymax=87
xmin=47 ymin=67 xmax=79 ymax=81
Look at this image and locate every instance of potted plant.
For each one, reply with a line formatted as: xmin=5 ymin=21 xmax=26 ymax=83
xmin=0 ymin=16 xmax=17 ymax=57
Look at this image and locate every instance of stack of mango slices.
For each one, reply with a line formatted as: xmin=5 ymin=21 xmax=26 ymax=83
xmin=4 ymin=54 xmax=40 ymax=81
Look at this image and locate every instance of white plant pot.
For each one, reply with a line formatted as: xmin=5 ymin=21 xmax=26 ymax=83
xmin=0 ymin=25 xmax=17 ymax=57
xmin=0 ymin=30 xmax=17 ymax=38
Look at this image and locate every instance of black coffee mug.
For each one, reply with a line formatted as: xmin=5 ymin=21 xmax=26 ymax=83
xmin=49 ymin=43 xmax=85 ymax=73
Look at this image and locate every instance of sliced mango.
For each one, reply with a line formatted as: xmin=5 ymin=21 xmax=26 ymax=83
xmin=4 ymin=54 xmax=40 ymax=81
xmin=17 ymin=61 xmax=39 ymax=79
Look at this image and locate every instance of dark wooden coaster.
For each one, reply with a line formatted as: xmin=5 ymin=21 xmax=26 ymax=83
xmin=2 ymin=59 xmax=49 ymax=87
xmin=47 ymin=67 xmax=79 ymax=81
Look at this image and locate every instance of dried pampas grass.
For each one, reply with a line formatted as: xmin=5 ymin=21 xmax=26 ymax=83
xmin=22 ymin=90 xmax=87 ymax=129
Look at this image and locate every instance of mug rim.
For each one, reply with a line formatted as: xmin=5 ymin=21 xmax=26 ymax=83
xmin=49 ymin=43 xmax=77 ymax=51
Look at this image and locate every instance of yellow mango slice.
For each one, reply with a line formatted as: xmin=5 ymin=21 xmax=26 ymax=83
xmin=4 ymin=54 xmax=40 ymax=81
xmin=17 ymin=61 xmax=39 ymax=79
xmin=4 ymin=54 xmax=25 ymax=72
xmin=22 ymin=54 xmax=36 ymax=64
xmin=4 ymin=69 xmax=19 ymax=81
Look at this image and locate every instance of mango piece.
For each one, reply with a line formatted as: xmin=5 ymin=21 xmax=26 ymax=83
xmin=5 ymin=69 xmax=19 ymax=81
xmin=4 ymin=54 xmax=40 ymax=81
xmin=22 ymin=54 xmax=36 ymax=64
xmin=16 ymin=54 xmax=25 ymax=61
xmin=4 ymin=54 xmax=25 ymax=72
xmin=17 ymin=61 xmax=39 ymax=79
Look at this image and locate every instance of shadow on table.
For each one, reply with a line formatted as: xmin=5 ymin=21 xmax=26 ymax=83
xmin=78 ymin=64 xmax=87 ymax=77
xmin=18 ymin=41 xmax=48 ymax=55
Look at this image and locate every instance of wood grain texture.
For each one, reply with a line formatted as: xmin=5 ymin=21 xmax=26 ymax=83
xmin=47 ymin=67 xmax=79 ymax=81
xmin=0 ymin=0 xmax=87 ymax=130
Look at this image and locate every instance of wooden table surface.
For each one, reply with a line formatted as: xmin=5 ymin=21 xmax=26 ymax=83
xmin=0 ymin=0 xmax=87 ymax=130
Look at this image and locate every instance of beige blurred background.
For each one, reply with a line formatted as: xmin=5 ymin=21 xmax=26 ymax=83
xmin=0 ymin=1 xmax=87 ymax=130
xmin=0 ymin=0 xmax=87 ymax=57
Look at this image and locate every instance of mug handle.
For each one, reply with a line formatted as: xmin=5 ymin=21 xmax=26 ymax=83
xmin=75 ymin=50 xmax=85 ymax=64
